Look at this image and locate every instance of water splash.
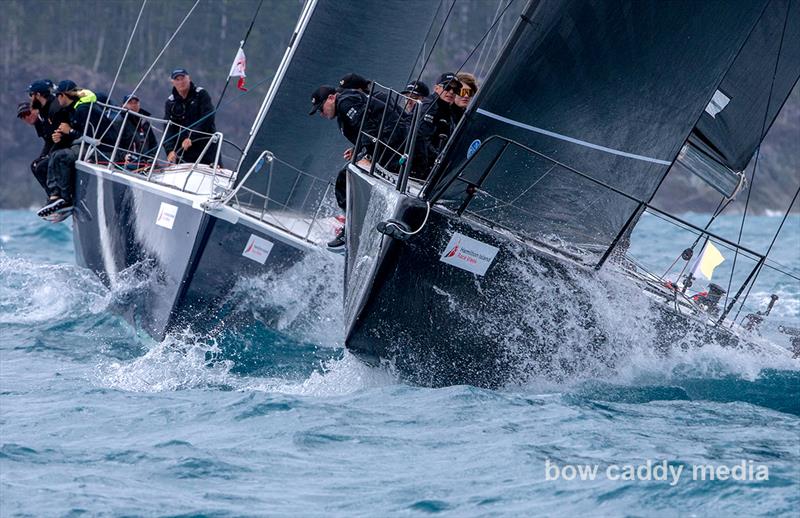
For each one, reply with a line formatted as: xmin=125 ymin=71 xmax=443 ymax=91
xmin=0 ymin=254 xmax=108 ymax=325
xmin=225 ymin=248 xmax=344 ymax=347
xmin=242 ymin=352 xmax=398 ymax=397
xmin=97 ymin=329 xmax=236 ymax=392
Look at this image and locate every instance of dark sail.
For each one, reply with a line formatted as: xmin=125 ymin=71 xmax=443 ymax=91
xmin=427 ymin=0 xmax=771 ymax=257
xmin=689 ymin=0 xmax=800 ymax=173
xmin=238 ymin=0 xmax=441 ymax=216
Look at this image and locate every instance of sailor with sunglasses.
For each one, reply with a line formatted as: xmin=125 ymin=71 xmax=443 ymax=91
xmin=410 ymin=72 xmax=462 ymax=179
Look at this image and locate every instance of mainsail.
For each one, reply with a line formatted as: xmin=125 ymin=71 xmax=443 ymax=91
xmin=237 ymin=0 xmax=441 ymax=216
xmin=427 ymin=0 xmax=777 ymax=258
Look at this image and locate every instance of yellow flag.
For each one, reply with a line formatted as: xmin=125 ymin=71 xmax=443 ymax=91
xmin=692 ymin=242 xmax=725 ymax=281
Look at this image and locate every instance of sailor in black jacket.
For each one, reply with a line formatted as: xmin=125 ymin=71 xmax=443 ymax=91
xmin=412 ymin=72 xmax=463 ymax=179
xmin=24 ymin=80 xmax=59 ymax=192
xmin=309 ymin=84 xmax=407 ymax=164
xmin=164 ymin=68 xmax=217 ymax=165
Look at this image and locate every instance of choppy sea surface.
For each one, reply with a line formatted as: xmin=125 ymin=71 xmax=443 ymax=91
xmin=1 ymin=209 xmax=798 ymax=517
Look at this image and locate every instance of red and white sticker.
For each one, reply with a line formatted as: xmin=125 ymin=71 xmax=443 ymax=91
xmin=439 ymin=232 xmax=498 ymax=276
xmin=242 ymin=234 xmax=273 ymax=264
xmin=156 ymin=202 xmax=178 ymax=229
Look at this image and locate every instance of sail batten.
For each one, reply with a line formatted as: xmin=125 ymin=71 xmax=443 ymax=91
xmin=475 ymin=109 xmax=671 ymax=165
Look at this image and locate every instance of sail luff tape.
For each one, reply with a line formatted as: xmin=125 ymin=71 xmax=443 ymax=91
xmin=476 ymin=108 xmax=672 ymax=165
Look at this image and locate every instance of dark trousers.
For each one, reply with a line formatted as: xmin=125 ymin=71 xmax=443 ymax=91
xmin=30 ymin=156 xmax=49 ymax=192
xmin=335 ymin=166 xmax=347 ymax=211
xmin=177 ymin=139 xmax=218 ymax=166
xmin=47 ymin=147 xmax=78 ymax=202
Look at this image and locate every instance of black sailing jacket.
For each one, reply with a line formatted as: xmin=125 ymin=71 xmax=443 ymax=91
xmin=163 ymin=82 xmax=216 ymax=162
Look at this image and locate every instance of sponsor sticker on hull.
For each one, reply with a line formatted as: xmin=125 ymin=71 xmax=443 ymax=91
xmin=439 ymin=232 xmax=499 ymax=276
xmin=242 ymin=234 xmax=274 ymax=264
xmin=156 ymin=202 xmax=178 ymax=229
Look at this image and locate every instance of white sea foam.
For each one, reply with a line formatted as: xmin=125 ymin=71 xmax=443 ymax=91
xmin=227 ymin=247 xmax=344 ymax=347
xmin=97 ymin=329 xmax=236 ymax=392
xmin=0 ymin=254 xmax=109 ymax=325
xmin=242 ymin=352 xmax=397 ymax=396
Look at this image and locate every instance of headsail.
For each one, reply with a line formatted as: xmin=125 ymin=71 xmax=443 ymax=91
xmin=427 ymin=0 xmax=774 ymax=259
xmin=689 ymin=0 xmax=800 ymax=173
xmin=237 ymin=0 xmax=441 ymax=216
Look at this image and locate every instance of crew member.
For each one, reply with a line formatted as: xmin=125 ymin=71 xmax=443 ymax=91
xmin=453 ymin=72 xmax=478 ymax=123
xmin=400 ymin=79 xmax=430 ymax=115
xmin=412 ymin=72 xmax=462 ymax=178
xmin=25 ymin=80 xmax=58 ymax=193
xmin=120 ymin=93 xmax=157 ymax=168
xmin=164 ymin=68 xmax=217 ymax=165
xmin=309 ymin=83 xmax=408 ymax=249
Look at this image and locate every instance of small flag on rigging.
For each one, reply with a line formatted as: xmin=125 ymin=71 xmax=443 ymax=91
xmin=229 ymin=47 xmax=247 ymax=91
xmin=692 ymin=241 xmax=725 ymax=281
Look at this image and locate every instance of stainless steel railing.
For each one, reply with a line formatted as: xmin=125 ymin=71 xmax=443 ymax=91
xmin=76 ymin=101 xmax=241 ymax=196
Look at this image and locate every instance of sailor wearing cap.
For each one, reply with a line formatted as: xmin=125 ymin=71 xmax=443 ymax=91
xmin=164 ymin=68 xmax=217 ymax=165
xmin=411 ymin=72 xmax=463 ymax=178
xmin=400 ymin=79 xmax=430 ymax=114
xmin=16 ymin=100 xmax=49 ymax=193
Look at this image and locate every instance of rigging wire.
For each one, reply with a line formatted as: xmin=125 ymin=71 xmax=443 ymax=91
xmin=406 ymin=0 xmax=446 ymax=86
xmin=100 ymin=0 xmax=147 ymax=122
xmin=124 ymin=0 xmax=201 ymax=109
xmin=660 ymin=195 xmax=729 ymax=280
xmin=93 ymin=0 xmax=201 ymax=146
xmin=722 ymin=0 xmax=792 ymax=311
xmin=639 ymin=207 xmax=799 ymax=283
xmin=412 ymin=0 xmax=459 ymax=86
xmin=731 ymin=183 xmax=800 ymax=324
xmin=474 ymin=0 xmax=505 ymax=78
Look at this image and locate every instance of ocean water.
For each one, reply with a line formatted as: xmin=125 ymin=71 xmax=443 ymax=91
xmin=1 ymin=209 xmax=798 ymax=517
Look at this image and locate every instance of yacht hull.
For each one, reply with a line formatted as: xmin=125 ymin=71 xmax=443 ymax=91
xmin=73 ymin=163 xmax=324 ymax=340
xmin=343 ymin=167 xmax=750 ymax=388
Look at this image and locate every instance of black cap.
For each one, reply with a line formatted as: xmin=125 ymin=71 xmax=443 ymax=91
xmin=436 ymin=72 xmax=462 ymax=88
xmin=17 ymin=102 xmax=32 ymax=118
xmin=401 ymin=80 xmax=430 ymax=97
xmin=170 ymin=68 xmax=189 ymax=79
xmin=309 ymin=85 xmax=336 ymax=115
xmin=54 ymin=80 xmax=78 ymax=95
xmin=27 ymin=79 xmax=53 ymax=96
xmin=338 ymin=73 xmax=370 ymax=92
xmin=122 ymin=94 xmax=140 ymax=104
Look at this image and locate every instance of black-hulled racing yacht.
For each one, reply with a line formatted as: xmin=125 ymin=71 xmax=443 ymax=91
xmin=342 ymin=0 xmax=800 ymax=387
xmin=71 ymin=0 xmax=441 ymax=340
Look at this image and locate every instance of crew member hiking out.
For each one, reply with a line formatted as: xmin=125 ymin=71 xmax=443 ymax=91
xmin=24 ymin=79 xmax=58 ymax=195
xmin=309 ymin=83 xmax=408 ymax=249
xmin=164 ymin=68 xmax=217 ymax=166
xmin=38 ymin=80 xmax=118 ymax=218
xmin=16 ymin=100 xmax=49 ymax=194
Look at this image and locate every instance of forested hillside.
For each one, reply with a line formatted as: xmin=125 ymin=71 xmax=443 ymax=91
xmin=1 ymin=0 xmax=797 ymax=214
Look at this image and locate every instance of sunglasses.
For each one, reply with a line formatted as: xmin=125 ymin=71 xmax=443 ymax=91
xmin=458 ymin=87 xmax=473 ymax=98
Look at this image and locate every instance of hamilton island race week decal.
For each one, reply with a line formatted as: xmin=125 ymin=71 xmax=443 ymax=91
xmin=242 ymin=234 xmax=274 ymax=264
xmin=439 ymin=232 xmax=499 ymax=276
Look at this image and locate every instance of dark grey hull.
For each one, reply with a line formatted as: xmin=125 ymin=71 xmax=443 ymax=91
xmin=343 ymin=166 xmax=751 ymax=388
xmin=73 ymin=163 xmax=323 ymax=341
